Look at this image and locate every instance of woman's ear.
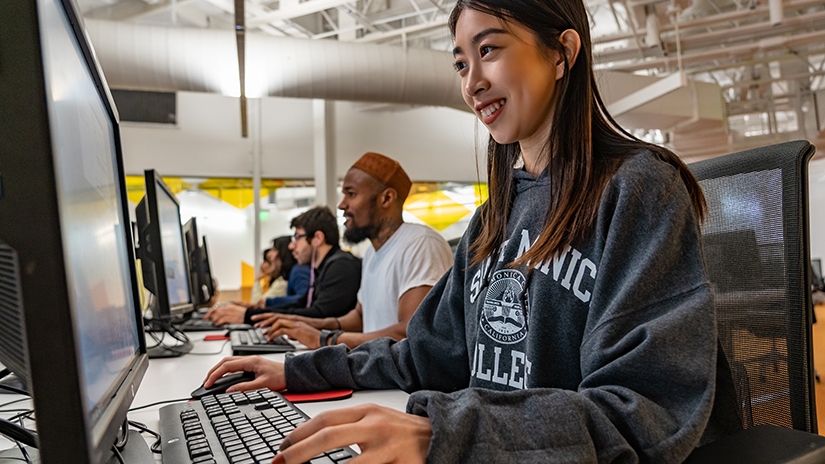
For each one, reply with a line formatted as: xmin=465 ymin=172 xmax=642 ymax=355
xmin=555 ymin=29 xmax=581 ymax=80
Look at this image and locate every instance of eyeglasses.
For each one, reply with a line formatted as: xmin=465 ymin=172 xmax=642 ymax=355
xmin=291 ymin=233 xmax=308 ymax=243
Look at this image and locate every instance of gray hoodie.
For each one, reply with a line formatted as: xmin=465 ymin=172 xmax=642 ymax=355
xmin=285 ymin=150 xmax=741 ymax=463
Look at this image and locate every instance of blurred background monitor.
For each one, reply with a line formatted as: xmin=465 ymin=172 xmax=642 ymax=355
xmin=135 ymin=169 xmax=194 ymax=319
xmin=202 ymin=237 xmax=216 ymax=299
xmin=183 ymin=217 xmax=214 ymax=307
xmin=0 ymin=0 xmax=154 ymax=461
xmin=812 ymin=258 xmax=824 ymax=292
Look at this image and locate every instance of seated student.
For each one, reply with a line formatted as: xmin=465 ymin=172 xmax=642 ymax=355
xmin=206 ymin=206 xmax=361 ymax=326
xmin=250 ymin=236 xmax=310 ymax=307
xmin=250 ymin=249 xmax=284 ymax=303
xmin=252 ymin=152 xmax=454 ymax=349
xmin=204 ymin=0 xmax=742 ymax=461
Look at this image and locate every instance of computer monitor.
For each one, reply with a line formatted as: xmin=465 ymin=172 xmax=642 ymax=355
xmin=202 ymin=237 xmax=216 ymax=298
xmin=0 ymin=0 xmax=153 ymax=462
xmin=135 ymin=170 xmax=194 ymax=319
xmin=183 ymin=217 xmax=214 ymax=307
xmin=812 ymin=258 xmax=824 ymax=292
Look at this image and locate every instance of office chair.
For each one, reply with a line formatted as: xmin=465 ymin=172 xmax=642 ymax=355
xmin=683 ymin=140 xmax=825 ymax=463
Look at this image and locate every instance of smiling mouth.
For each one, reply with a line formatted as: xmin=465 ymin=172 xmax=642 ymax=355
xmin=481 ymin=99 xmax=505 ymax=118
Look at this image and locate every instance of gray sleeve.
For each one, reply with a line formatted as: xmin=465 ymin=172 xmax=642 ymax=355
xmin=284 ymin=268 xmax=462 ymax=392
xmin=284 ymin=217 xmax=477 ymax=394
xmin=408 ymin=165 xmax=718 ymax=463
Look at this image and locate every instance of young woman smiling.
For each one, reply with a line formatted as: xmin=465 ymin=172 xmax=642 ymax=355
xmin=204 ymin=0 xmax=742 ymax=462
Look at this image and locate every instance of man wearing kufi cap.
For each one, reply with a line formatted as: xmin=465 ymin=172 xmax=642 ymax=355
xmin=253 ymin=152 xmax=454 ymax=349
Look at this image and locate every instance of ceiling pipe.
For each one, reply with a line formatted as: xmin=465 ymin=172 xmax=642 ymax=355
xmin=83 ymin=19 xmax=466 ymax=110
xmin=593 ymin=0 xmax=825 ymax=45
xmin=770 ymin=0 xmax=784 ymax=24
xmin=595 ymin=10 xmax=825 ymax=67
xmin=610 ymin=28 xmax=825 ymax=72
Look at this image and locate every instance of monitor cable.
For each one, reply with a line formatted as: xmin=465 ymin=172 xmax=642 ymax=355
xmin=127 ymin=420 xmax=162 ymax=454
xmin=0 ymin=418 xmax=37 ymax=449
xmin=0 ymin=385 xmax=28 ymax=397
xmin=113 ymin=420 xmax=129 ymax=451
xmin=110 ymin=445 xmax=125 ymax=464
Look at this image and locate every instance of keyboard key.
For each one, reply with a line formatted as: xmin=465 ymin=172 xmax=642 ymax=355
xmin=190 ymin=446 xmax=212 ymax=459
xmin=229 ymin=453 xmax=253 ymax=464
xmin=309 ymin=456 xmax=336 ymax=464
xmin=327 ymin=451 xmax=351 ymax=461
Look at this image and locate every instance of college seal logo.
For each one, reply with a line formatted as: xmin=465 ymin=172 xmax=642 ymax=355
xmin=480 ymin=269 xmax=529 ymax=344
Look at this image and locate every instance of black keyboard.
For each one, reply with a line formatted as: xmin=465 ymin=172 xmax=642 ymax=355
xmin=230 ymin=328 xmax=296 ymax=355
xmin=177 ymin=318 xmax=222 ymax=332
xmin=159 ymin=388 xmax=357 ymax=464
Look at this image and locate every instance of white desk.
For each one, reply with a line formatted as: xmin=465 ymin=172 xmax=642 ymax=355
xmin=0 ymin=331 xmax=410 ymax=461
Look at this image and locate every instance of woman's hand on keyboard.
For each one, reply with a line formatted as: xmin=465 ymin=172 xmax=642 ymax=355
xmin=274 ymin=403 xmax=431 ymax=464
xmin=203 ymin=356 xmax=287 ymax=393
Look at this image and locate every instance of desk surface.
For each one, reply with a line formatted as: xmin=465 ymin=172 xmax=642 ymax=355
xmin=0 ymin=330 xmax=410 ymax=461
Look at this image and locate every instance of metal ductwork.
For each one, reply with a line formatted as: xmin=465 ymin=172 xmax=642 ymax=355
xmin=83 ymin=19 xmax=466 ymax=109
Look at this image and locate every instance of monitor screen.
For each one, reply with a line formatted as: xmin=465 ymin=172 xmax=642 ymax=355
xmin=0 ymin=0 xmax=151 ymax=460
xmin=40 ymin=0 xmax=139 ymax=427
xmin=156 ymin=181 xmax=191 ymax=306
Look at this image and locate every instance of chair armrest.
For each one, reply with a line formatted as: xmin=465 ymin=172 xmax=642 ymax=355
xmin=684 ymin=424 xmax=825 ymax=464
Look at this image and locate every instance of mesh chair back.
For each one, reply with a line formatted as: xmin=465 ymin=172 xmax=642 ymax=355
xmin=689 ymin=140 xmax=815 ymax=433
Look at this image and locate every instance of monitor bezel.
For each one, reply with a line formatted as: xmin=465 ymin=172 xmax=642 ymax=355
xmin=0 ymin=0 xmax=149 ymax=461
xmin=138 ymin=169 xmax=195 ymax=317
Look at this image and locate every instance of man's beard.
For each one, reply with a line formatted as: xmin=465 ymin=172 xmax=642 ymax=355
xmin=343 ymin=222 xmax=377 ymax=244
xmin=343 ymin=198 xmax=380 ymax=244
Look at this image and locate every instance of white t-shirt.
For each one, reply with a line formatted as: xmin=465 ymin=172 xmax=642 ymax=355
xmin=358 ymin=223 xmax=454 ymax=333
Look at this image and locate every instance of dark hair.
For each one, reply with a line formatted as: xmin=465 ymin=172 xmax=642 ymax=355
xmin=271 ymin=235 xmax=297 ymax=280
xmin=448 ymin=0 xmax=706 ymax=268
xmin=290 ymin=206 xmax=340 ymax=247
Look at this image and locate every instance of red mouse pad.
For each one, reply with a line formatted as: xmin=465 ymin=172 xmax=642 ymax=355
xmin=282 ymin=389 xmax=353 ymax=403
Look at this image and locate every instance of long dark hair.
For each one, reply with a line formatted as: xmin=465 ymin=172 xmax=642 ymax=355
xmin=449 ymin=0 xmax=706 ymax=268
xmin=271 ymin=235 xmax=297 ymax=280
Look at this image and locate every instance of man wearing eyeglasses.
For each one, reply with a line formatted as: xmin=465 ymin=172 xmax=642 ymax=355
xmin=205 ymin=206 xmax=361 ymax=325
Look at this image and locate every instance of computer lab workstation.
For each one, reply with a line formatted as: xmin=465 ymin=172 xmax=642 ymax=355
xmin=0 ymin=0 xmax=409 ymax=463
xmin=7 ymin=0 xmax=825 ymax=462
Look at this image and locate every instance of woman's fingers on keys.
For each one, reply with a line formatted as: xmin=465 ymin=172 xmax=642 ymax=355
xmin=280 ymin=406 xmax=369 ymax=452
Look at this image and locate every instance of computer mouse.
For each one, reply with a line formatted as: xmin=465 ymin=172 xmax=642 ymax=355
xmin=191 ymin=371 xmax=256 ymax=399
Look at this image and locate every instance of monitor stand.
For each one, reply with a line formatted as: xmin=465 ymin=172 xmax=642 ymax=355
xmin=144 ymin=315 xmax=194 ymax=359
xmin=0 ymin=430 xmax=154 ymax=463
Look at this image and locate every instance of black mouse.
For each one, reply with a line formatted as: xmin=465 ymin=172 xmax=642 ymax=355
xmin=191 ymin=371 xmax=256 ymax=399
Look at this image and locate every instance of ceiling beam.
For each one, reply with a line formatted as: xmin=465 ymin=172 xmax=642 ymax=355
xmin=354 ymin=18 xmax=447 ymax=43
xmin=593 ymin=0 xmax=825 ymax=45
xmin=84 ymin=0 xmax=198 ymax=21
xmin=248 ymin=0 xmax=355 ymax=26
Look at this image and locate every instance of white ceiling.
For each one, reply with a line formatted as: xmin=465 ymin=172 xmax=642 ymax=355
xmin=75 ymin=0 xmax=825 ymax=159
